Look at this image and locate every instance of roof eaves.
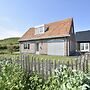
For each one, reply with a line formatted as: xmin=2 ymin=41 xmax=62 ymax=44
xmin=19 ymin=34 xmax=70 ymax=42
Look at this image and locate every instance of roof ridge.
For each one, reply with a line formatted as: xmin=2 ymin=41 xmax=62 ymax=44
xmin=76 ymin=30 xmax=90 ymax=33
xmin=46 ymin=17 xmax=73 ymax=25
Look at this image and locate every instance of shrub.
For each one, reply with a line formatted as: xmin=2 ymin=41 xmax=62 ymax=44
xmin=42 ymin=65 xmax=90 ymax=90
xmin=0 ymin=59 xmax=90 ymax=90
xmin=0 ymin=60 xmax=25 ymax=90
xmin=23 ymin=73 xmax=44 ymax=90
xmin=0 ymin=60 xmax=44 ymax=90
xmin=0 ymin=44 xmax=7 ymax=50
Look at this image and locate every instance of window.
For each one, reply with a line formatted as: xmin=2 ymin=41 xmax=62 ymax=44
xmin=80 ymin=43 xmax=89 ymax=52
xmin=24 ymin=43 xmax=27 ymax=49
xmin=28 ymin=44 xmax=30 ymax=49
xmin=36 ymin=43 xmax=39 ymax=51
xmin=80 ymin=43 xmax=84 ymax=50
xmin=35 ymin=25 xmax=45 ymax=35
xmin=85 ymin=43 xmax=89 ymax=50
xmin=24 ymin=43 xmax=30 ymax=49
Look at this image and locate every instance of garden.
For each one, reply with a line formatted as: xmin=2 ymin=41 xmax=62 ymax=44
xmin=0 ymin=55 xmax=90 ymax=90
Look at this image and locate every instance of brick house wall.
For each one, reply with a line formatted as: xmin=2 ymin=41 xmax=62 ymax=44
xmin=39 ymin=42 xmax=47 ymax=55
xmin=20 ymin=42 xmax=35 ymax=54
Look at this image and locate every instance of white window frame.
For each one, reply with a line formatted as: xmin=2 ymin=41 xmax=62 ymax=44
xmin=35 ymin=24 xmax=45 ymax=35
xmin=80 ymin=43 xmax=89 ymax=52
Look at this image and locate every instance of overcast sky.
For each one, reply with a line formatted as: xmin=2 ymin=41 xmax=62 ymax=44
xmin=0 ymin=0 xmax=90 ymax=39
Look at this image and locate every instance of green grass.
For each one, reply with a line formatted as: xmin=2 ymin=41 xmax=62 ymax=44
xmin=29 ymin=54 xmax=76 ymax=62
xmin=0 ymin=53 xmax=76 ymax=63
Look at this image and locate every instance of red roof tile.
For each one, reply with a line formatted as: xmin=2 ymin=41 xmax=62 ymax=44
xmin=19 ymin=18 xmax=73 ymax=41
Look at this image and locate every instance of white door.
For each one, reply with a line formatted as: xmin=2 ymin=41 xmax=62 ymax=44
xmin=48 ymin=42 xmax=64 ymax=56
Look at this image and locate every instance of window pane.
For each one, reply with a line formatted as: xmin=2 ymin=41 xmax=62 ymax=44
xmin=85 ymin=43 xmax=89 ymax=50
xmin=80 ymin=43 xmax=84 ymax=50
xmin=39 ymin=27 xmax=43 ymax=33
xmin=28 ymin=44 xmax=30 ymax=49
xmin=36 ymin=43 xmax=39 ymax=51
xmin=24 ymin=43 xmax=27 ymax=49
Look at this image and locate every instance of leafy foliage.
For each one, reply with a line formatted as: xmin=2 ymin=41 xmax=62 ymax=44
xmin=0 ymin=37 xmax=20 ymax=54
xmin=0 ymin=60 xmax=25 ymax=90
xmin=42 ymin=65 xmax=90 ymax=90
xmin=0 ymin=59 xmax=90 ymax=90
xmin=23 ymin=73 xmax=44 ymax=90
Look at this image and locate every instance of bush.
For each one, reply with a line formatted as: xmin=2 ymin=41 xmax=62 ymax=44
xmin=0 ymin=44 xmax=7 ymax=50
xmin=42 ymin=65 xmax=90 ymax=90
xmin=0 ymin=59 xmax=90 ymax=90
xmin=23 ymin=73 xmax=44 ymax=90
xmin=0 ymin=60 xmax=25 ymax=90
xmin=7 ymin=44 xmax=19 ymax=54
xmin=0 ymin=60 xmax=44 ymax=90
xmin=13 ymin=45 xmax=19 ymax=52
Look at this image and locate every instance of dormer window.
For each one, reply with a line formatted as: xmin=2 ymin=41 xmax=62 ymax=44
xmin=35 ymin=24 xmax=45 ymax=35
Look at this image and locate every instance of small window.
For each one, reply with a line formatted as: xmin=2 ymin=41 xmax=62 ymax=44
xmin=24 ymin=43 xmax=30 ymax=49
xmin=80 ymin=43 xmax=84 ymax=50
xmin=39 ymin=27 xmax=44 ymax=33
xmin=28 ymin=44 xmax=30 ymax=49
xmin=85 ymin=43 xmax=89 ymax=50
xmin=80 ymin=43 xmax=89 ymax=52
xmin=36 ymin=43 xmax=39 ymax=51
xmin=24 ymin=43 xmax=27 ymax=49
xmin=35 ymin=25 xmax=45 ymax=35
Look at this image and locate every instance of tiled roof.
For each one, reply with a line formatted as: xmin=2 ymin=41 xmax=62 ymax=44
xmin=19 ymin=18 xmax=73 ymax=41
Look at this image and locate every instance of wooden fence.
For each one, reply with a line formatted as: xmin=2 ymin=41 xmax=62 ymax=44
xmin=0 ymin=54 xmax=89 ymax=79
xmin=20 ymin=54 xmax=89 ymax=79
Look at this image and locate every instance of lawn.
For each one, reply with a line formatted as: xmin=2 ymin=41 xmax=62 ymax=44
xmin=29 ymin=54 xmax=76 ymax=62
xmin=0 ymin=53 xmax=76 ymax=64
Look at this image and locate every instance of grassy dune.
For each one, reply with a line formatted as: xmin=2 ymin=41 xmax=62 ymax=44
xmin=0 ymin=37 xmax=20 ymax=45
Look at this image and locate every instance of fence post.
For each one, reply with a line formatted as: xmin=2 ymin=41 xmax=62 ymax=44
xmin=23 ymin=55 xmax=24 ymax=69
xmin=75 ymin=58 xmax=78 ymax=70
xmin=49 ymin=60 xmax=52 ymax=76
xmin=54 ymin=60 xmax=57 ymax=69
xmin=31 ymin=56 xmax=33 ymax=72
xmin=34 ymin=57 xmax=37 ymax=72
xmin=41 ymin=59 xmax=44 ymax=78
xmin=27 ymin=55 xmax=30 ymax=73
xmin=54 ymin=60 xmax=57 ymax=75
xmin=71 ymin=60 xmax=73 ymax=70
xmin=46 ymin=59 xmax=48 ymax=79
xmin=82 ymin=57 xmax=85 ymax=72
xmin=25 ymin=55 xmax=28 ymax=72
xmin=37 ymin=58 xmax=40 ymax=74
xmin=67 ymin=61 xmax=70 ymax=67
xmin=58 ymin=60 xmax=60 ymax=67
xmin=79 ymin=56 xmax=81 ymax=70
xmin=86 ymin=58 xmax=88 ymax=73
xmin=20 ymin=54 xmax=22 ymax=69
